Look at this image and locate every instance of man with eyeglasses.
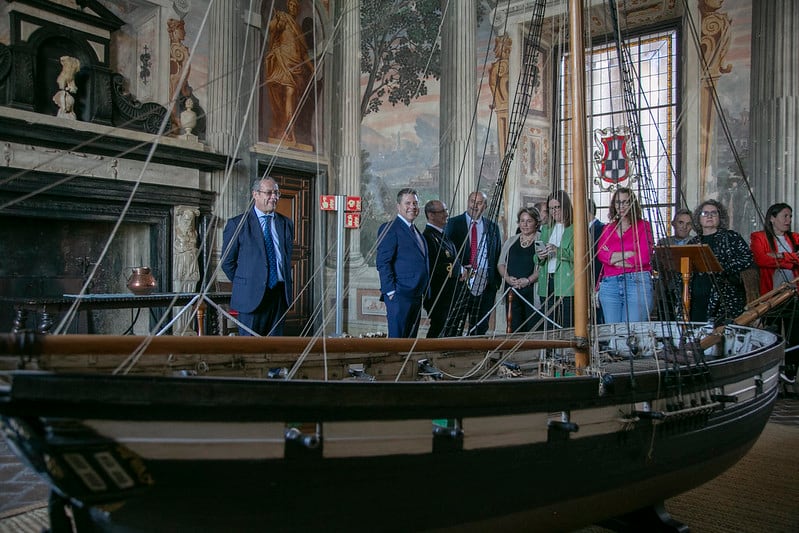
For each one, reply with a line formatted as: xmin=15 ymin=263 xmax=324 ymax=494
xmin=222 ymin=177 xmax=294 ymax=336
xmin=686 ymin=199 xmax=753 ymax=323
xmin=445 ymin=191 xmax=503 ymax=335
xmin=422 ymin=200 xmax=467 ymax=337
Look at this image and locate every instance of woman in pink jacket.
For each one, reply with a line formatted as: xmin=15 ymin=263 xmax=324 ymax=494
xmin=750 ymin=202 xmax=799 ymax=382
xmin=596 ymin=188 xmax=655 ymax=323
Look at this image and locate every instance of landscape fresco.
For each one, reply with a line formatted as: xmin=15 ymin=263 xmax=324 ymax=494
xmin=358 ymin=0 xmax=756 ymax=256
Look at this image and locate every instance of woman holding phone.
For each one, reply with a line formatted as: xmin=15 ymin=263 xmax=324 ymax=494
xmin=536 ymin=190 xmax=575 ymax=328
xmin=498 ymin=208 xmax=541 ymax=332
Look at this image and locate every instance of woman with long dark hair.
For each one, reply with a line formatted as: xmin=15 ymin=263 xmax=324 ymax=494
xmin=596 ymin=187 xmax=654 ymax=323
xmin=750 ymin=202 xmax=799 ymax=381
xmin=535 ymin=190 xmax=574 ymax=328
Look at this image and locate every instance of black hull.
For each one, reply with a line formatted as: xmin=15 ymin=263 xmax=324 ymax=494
xmin=73 ymin=391 xmax=773 ymax=533
xmin=0 ymin=325 xmax=784 ymax=532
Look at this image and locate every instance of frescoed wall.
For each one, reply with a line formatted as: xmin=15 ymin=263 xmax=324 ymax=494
xmin=259 ymin=0 xmax=322 ymax=151
xmin=703 ymin=0 xmax=755 ymax=235
xmin=357 ymin=0 xmax=758 ymax=260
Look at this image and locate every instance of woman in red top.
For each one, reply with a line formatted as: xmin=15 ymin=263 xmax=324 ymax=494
xmin=750 ymin=202 xmax=799 ymax=381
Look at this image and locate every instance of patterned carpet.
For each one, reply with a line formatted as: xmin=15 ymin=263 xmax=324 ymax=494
xmin=1 ymin=397 xmax=797 ymax=532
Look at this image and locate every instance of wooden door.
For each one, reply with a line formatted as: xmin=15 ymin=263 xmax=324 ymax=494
xmin=270 ymin=171 xmax=314 ymax=335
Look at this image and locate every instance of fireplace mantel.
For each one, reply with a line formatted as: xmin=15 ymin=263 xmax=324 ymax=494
xmin=0 ymin=107 xmax=232 ymax=172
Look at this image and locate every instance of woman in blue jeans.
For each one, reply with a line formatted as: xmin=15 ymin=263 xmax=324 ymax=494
xmin=596 ymin=188 xmax=655 ymax=323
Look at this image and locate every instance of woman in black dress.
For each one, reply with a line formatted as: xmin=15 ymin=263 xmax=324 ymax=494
xmin=498 ymin=207 xmax=541 ymax=332
xmin=688 ymin=199 xmax=754 ymax=323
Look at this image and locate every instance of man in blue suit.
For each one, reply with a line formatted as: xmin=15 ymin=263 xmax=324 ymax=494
xmin=376 ymin=188 xmax=430 ymax=338
xmin=588 ymin=198 xmax=606 ymax=323
xmin=445 ymin=191 xmax=502 ymax=335
xmin=222 ymin=177 xmax=294 ymax=336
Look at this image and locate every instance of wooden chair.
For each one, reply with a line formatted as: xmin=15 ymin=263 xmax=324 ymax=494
xmin=741 ymin=267 xmax=761 ymax=305
xmin=214 ymin=281 xmax=239 ymax=335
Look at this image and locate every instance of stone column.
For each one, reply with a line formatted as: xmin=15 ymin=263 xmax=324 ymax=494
xmin=439 ymin=1 xmax=476 ymax=214
xmin=750 ymin=0 xmax=799 ymax=210
xmin=331 ymin=0 xmax=364 ymax=266
xmin=207 ymin=1 xmax=252 ymax=281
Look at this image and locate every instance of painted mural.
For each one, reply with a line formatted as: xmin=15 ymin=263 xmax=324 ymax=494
xmin=359 ymin=0 xmax=757 ymax=255
xmin=359 ymin=5 xmax=501 ymax=262
xmin=706 ymin=0 xmax=756 ymax=236
xmin=259 ymin=0 xmax=322 ymax=151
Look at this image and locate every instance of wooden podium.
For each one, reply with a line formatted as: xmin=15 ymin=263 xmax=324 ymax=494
xmin=654 ymin=244 xmax=722 ymax=318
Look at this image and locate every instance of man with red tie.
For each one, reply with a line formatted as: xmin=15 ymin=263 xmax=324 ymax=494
xmin=376 ymin=188 xmax=430 ymax=338
xmin=222 ymin=177 xmax=294 ymax=336
xmin=445 ymin=191 xmax=502 ymax=335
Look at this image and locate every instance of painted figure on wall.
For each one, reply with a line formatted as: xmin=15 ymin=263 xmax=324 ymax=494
xmin=488 ymin=34 xmax=511 ymax=157
xmin=264 ymin=0 xmax=315 ymax=146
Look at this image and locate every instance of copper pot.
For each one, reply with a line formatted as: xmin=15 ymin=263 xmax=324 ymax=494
xmin=127 ymin=266 xmax=157 ymax=295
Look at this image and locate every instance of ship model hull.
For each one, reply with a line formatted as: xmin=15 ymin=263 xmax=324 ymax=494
xmin=0 ymin=323 xmax=783 ymax=531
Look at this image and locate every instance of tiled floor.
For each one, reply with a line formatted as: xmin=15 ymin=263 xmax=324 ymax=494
xmin=0 ymin=444 xmax=49 ymax=517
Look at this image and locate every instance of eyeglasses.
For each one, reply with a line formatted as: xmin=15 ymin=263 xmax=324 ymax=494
xmin=700 ymin=210 xmax=719 ymax=218
xmin=429 ymin=209 xmax=448 ymax=214
xmin=257 ymin=190 xmax=281 ymax=197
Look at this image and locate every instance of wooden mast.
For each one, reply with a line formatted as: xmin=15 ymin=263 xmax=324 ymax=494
xmin=569 ymin=0 xmax=590 ymax=369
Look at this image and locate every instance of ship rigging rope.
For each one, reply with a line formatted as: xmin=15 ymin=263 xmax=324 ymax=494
xmin=446 ymin=0 xmax=549 ymax=337
xmin=53 ymin=1 xmax=218 ymax=338
xmin=1 ymin=2 xmax=773 ymax=382
xmin=603 ymin=0 xmax=714 ymax=406
xmin=604 ymin=0 xmax=661 ymax=337
xmin=679 ymin=0 xmax=762 ymax=224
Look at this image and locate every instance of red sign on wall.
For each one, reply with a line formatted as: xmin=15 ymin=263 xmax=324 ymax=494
xmin=344 ymin=213 xmax=361 ymax=229
xmin=345 ymin=196 xmax=362 ymax=212
xmin=320 ymin=195 xmax=336 ymax=211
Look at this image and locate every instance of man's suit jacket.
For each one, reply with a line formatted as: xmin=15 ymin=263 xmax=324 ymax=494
xmin=422 ymin=225 xmax=462 ymax=312
xmin=376 ymin=217 xmax=429 ymax=299
xmin=444 ymin=213 xmax=502 ymax=291
xmin=222 ymin=209 xmax=294 ymax=313
xmin=590 ymin=218 xmax=606 ymax=285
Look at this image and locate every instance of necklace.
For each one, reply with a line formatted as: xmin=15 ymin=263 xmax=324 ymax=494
xmin=519 ymin=235 xmax=534 ymax=247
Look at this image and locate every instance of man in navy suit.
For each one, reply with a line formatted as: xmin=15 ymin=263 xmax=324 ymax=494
xmin=376 ymin=188 xmax=430 ymax=338
xmin=422 ymin=199 xmax=466 ymax=337
xmin=588 ymin=198 xmax=606 ymax=323
xmin=222 ymin=177 xmax=294 ymax=336
xmin=445 ymin=191 xmax=502 ymax=335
